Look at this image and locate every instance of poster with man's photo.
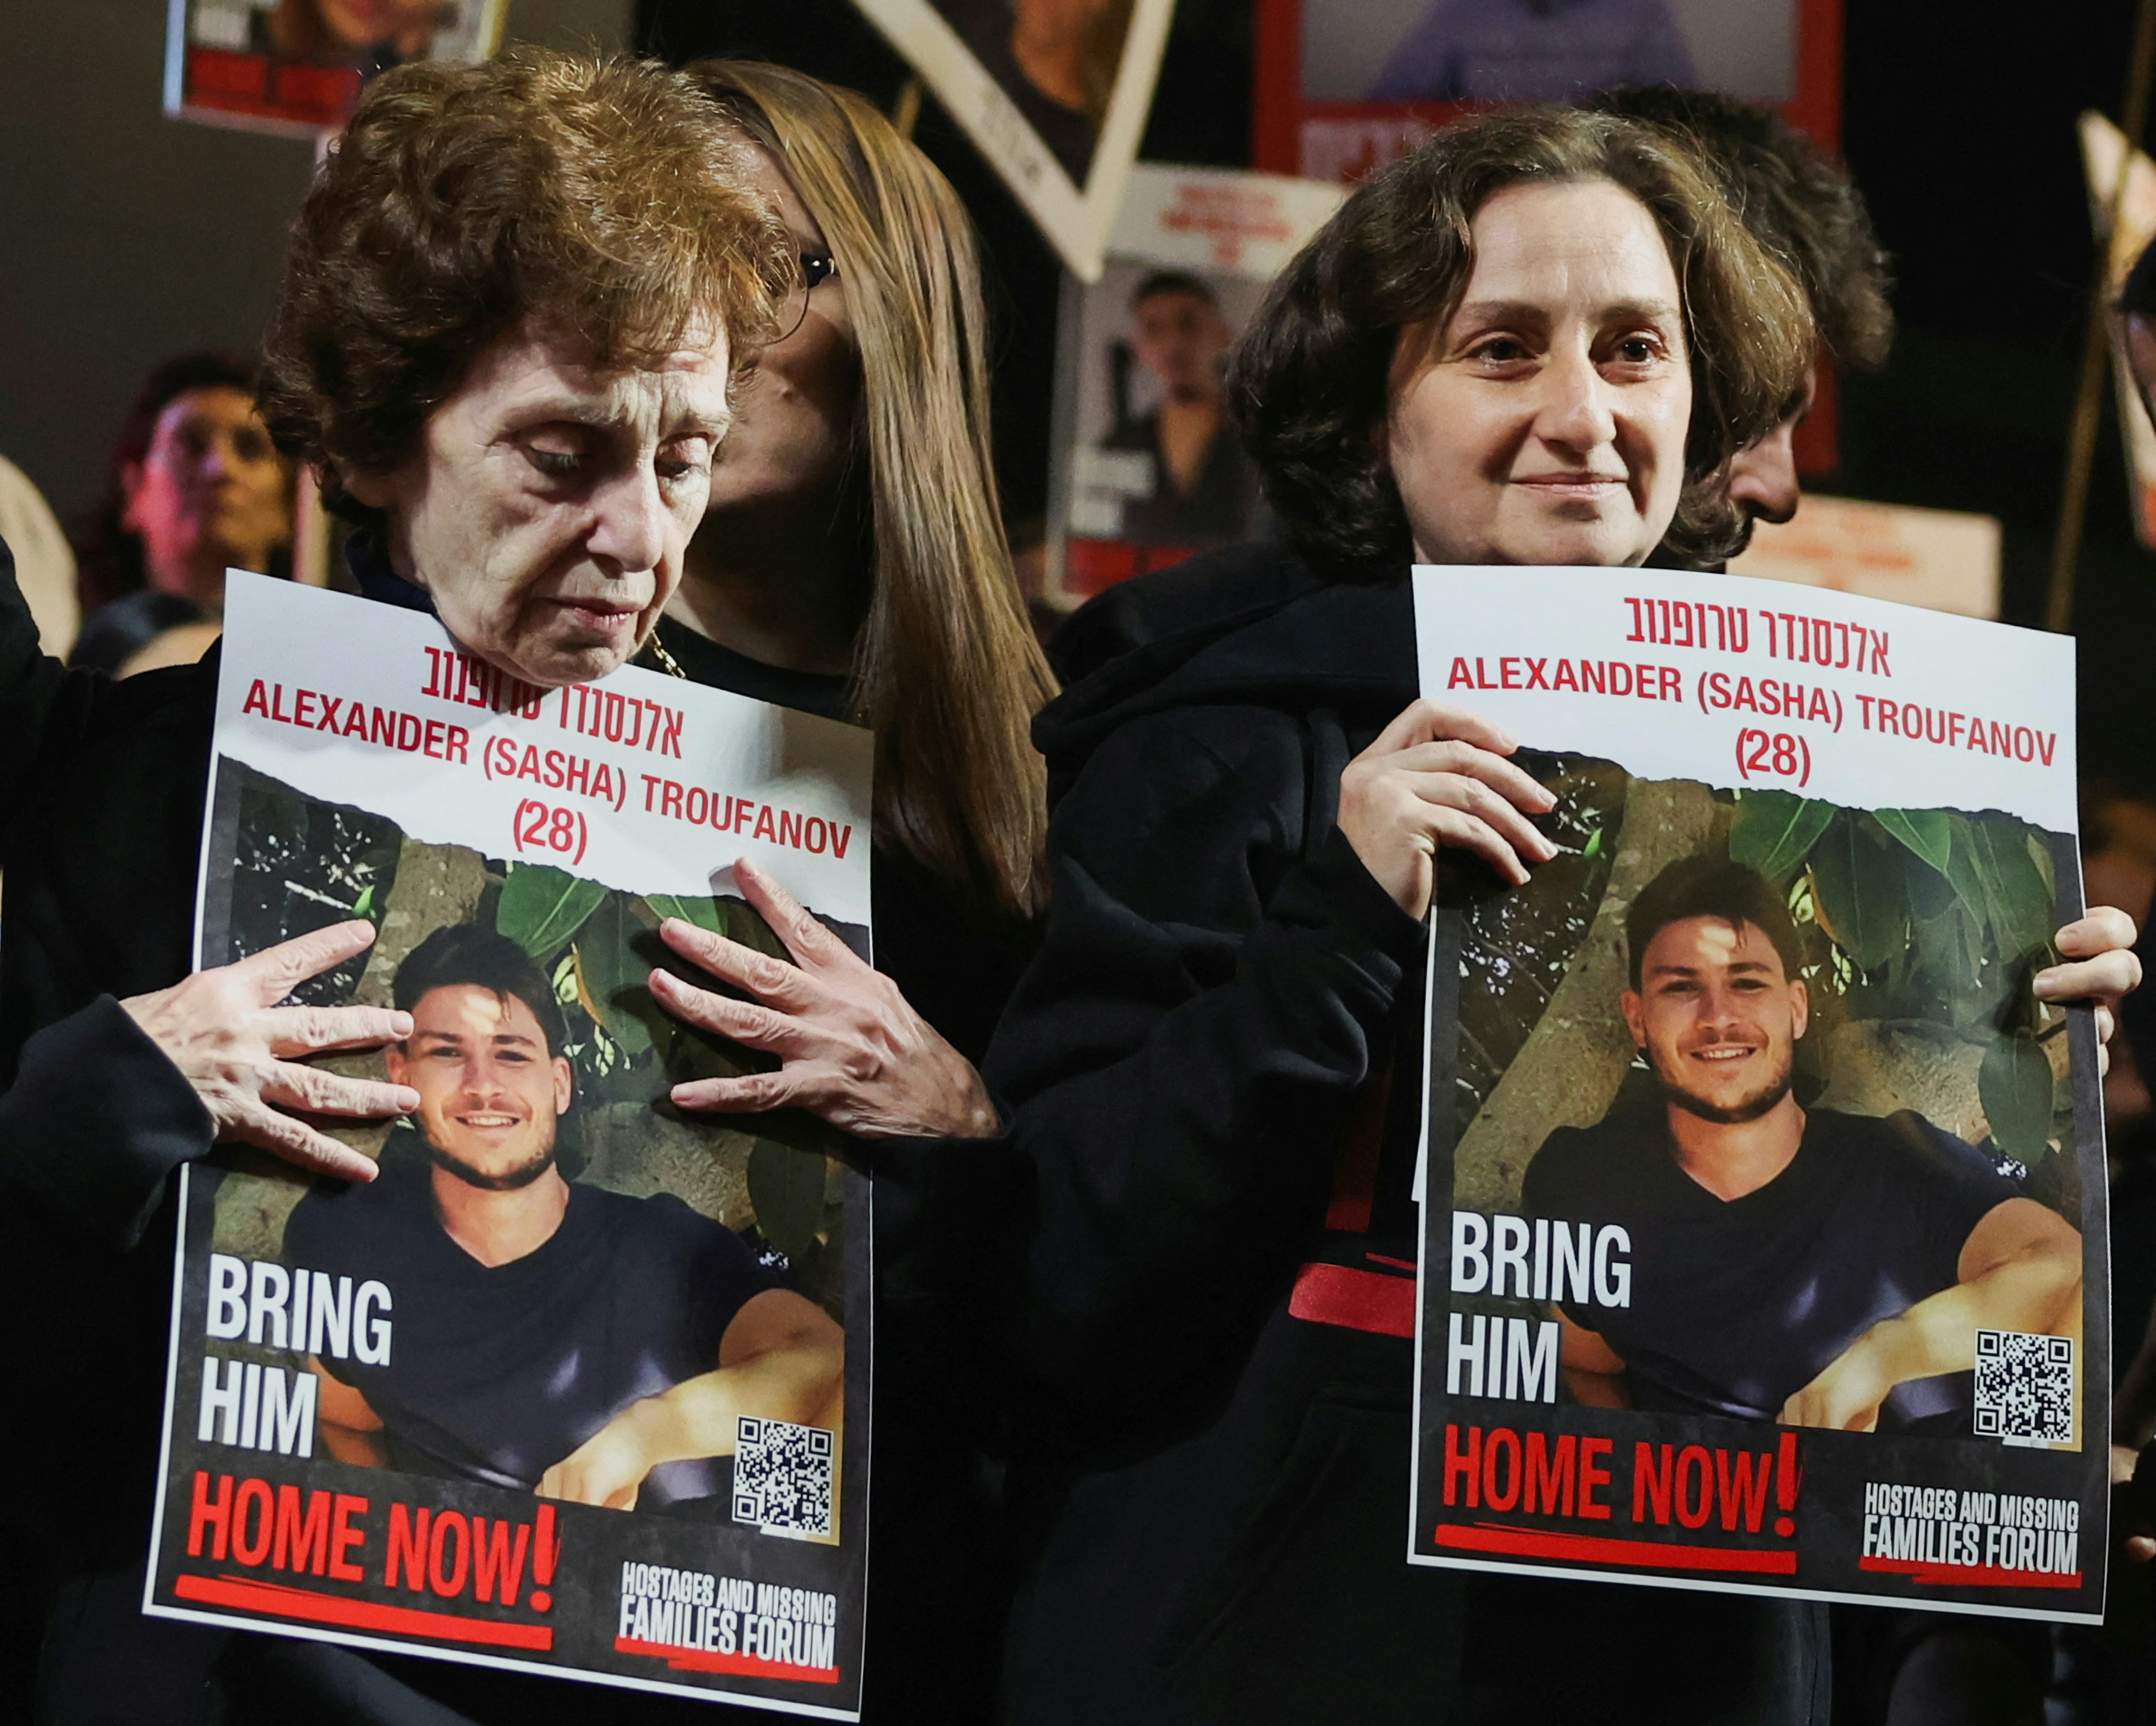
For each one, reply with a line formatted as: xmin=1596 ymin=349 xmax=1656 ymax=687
xmin=1408 ymin=567 xmax=2109 ymax=1623
xmin=144 ymin=577 xmax=874 ymax=1715
xmin=166 ymin=0 xmax=507 ymax=137
xmin=1253 ymin=0 xmax=1841 ymax=185
xmin=1043 ymin=162 xmax=1342 ymax=606
xmin=844 ymin=0 xmax=1175 ymax=279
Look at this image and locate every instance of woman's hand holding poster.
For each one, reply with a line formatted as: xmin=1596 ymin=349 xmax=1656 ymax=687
xmin=144 ymin=575 xmax=874 ymax=1716
xmin=1409 ymin=565 xmax=2107 ymax=1623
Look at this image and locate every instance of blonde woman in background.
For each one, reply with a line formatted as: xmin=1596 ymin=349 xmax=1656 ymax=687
xmin=635 ymin=60 xmax=1056 ymax=1725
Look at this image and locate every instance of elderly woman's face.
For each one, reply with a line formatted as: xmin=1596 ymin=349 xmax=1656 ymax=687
xmin=348 ymin=326 xmax=732 ymax=686
xmin=1383 ymin=178 xmax=1691 ymax=568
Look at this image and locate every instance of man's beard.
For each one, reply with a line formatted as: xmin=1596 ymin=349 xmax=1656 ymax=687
xmin=1651 ymin=1044 xmax=1796 ymax=1126
xmin=425 ymin=1134 xmax=557 ymax=1192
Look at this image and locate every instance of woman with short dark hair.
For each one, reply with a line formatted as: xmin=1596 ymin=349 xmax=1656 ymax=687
xmin=985 ymin=105 xmax=2139 ymax=1726
xmin=1235 ymin=104 xmax=1808 ymax=577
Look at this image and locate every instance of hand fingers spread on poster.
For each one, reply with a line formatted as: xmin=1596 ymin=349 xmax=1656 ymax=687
xmin=259 ymin=1059 xmax=418 ymax=1122
xmin=669 ymin=1026 xmax=1000 ymax=1140
xmin=230 ymin=919 xmax=381 ymax=1005
xmin=734 ymin=856 xmax=852 ymax=972
xmin=265 ymin=1003 xmax=414 ymax=1058
xmin=217 ymin=1095 xmax=379 ymax=1184
xmin=1385 ymin=739 xmax=1555 ymax=814
xmin=1403 ymin=769 xmax=1561 ymax=863
xmin=1370 ymin=697 xmax=1521 ymax=760
xmin=669 ymin=1067 xmax=803 ymax=1119
xmin=655 ymin=918 xmax=818 ymax=1017
xmin=647 ymin=968 xmax=811 ymax=1058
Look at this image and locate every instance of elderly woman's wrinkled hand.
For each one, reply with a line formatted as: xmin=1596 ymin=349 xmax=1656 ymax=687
xmin=122 ymin=919 xmax=417 ymax=1184
xmin=650 ymin=859 xmax=1001 ymax=1141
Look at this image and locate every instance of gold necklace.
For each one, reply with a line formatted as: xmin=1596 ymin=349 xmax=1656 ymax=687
xmin=645 ymin=629 xmax=690 ymax=681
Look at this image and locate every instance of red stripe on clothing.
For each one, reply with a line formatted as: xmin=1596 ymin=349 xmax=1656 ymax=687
xmin=1289 ymin=1262 xmax=1414 ymax=1338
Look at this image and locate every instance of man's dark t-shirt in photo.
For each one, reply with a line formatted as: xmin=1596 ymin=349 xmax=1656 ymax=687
xmin=1522 ymin=1106 xmax=2023 ymax=1429
xmin=283 ymin=1131 xmax=780 ymax=1508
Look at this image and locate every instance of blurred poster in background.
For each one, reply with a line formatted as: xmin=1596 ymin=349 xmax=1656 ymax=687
xmin=1252 ymin=0 xmax=1844 ymax=469
xmin=166 ymin=0 xmax=508 ymax=136
xmin=1730 ymin=497 xmax=2003 ymax=621
xmin=2076 ymin=111 xmax=2156 ymax=552
xmin=1044 ymin=162 xmax=1341 ymax=606
xmin=845 ymin=0 xmax=1175 ymax=278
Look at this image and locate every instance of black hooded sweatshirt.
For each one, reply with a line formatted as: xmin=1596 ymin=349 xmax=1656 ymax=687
xmin=986 ymin=543 xmax=1829 ymax=1726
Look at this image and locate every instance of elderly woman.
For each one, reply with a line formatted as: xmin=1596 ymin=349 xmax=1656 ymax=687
xmin=0 ymin=49 xmax=790 ymax=1722
xmin=979 ymin=105 xmax=2140 ymax=1726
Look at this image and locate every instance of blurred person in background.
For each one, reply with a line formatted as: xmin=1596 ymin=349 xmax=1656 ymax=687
xmin=67 ymin=351 xmax=294 ymax=676
xmin=1589 ymin=85 xmax=1894 ymax=546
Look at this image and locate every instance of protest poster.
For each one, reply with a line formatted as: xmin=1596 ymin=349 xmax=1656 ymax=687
xmin=2077 ymin=110 xmax=2156 ymax=552
xmin=165 ymin=0 xmax=507 ymax=137
xmin=1252 ymin=0 xmax=1845 ymax=469
xmin=1408 ymin=566 xmax=2107 ymax=1623
xmin=1044 ymin=162 xmax=1341 ymax=606
xmin=843 ymin=0 xmax=1175 ymax=279
xmin=144 ymin=575 xmax=874 ymax=1715
xmin=1728 ymin=495 xmax=2002 ymax=621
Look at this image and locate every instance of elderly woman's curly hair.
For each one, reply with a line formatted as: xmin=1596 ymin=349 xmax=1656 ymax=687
xmin=259 ymin=49 xmax=795 ymax=511
xmin=1230 ymin=105 xmax=1815 ymax=575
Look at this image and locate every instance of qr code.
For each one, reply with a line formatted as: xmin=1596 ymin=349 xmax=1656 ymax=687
xmin=1974 ymin=1329 xmax=2074 ymax=1445
xmin=733 ymin=1417 xmax=834 ymax=1538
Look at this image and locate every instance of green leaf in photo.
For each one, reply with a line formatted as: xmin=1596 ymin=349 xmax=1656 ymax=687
xmin=748 ymin=1141 xmax=831 ymax=1265
xmin=1806 ymin=819 xmax=1910 ymax=972
xmin=570 ymin=894 xmax=672 ymax=1064
xmin=1979 ymin=1033 xmax=2056 ymax=1166
xmin=1873 ymin=809 xmax=1954 ymax=878
xmin=497 ymin=863 xmax=606 ymax=959
xmin=1730 ymin=790 xmax=1835 ymax=884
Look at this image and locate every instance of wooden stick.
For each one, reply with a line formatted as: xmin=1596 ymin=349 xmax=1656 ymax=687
xmin=2045 ymin=0 xmax=2156 ymax=633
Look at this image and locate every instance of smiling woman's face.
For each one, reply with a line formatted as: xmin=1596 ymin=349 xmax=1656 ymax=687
xmin=1383 ymin=177 xmax=1692 ymax=568
xmin=347 ymin=323 xmax=733 ymax=687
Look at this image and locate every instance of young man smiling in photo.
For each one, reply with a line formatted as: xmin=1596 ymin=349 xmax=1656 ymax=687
xmin=1523 ymin=854 xmax=2084 ymax=1433
xmin=285 ymin=922 xmax=843 ymax=1512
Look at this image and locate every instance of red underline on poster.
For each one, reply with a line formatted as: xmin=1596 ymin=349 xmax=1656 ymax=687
xmin=173 ymin=1573 xmax=554 ymax=1650
xmin=1436 ymin=1523 xmax=1798 ymax=1574
xmin=1859 ymin=1556 xmax=2083 ymax=1590
xmin=615 ymin=1635 xmax=841 ymax=1683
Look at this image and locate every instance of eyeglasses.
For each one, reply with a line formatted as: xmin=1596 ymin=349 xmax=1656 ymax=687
xmin=777 ymin=248 xmax=839 ymax=342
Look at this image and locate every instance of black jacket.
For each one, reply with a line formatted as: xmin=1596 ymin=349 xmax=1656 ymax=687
xmin=988 ymin=541 xmax=1829 ymax=1726
xmin=987 ymin=551 xmax=1462 ymax=1725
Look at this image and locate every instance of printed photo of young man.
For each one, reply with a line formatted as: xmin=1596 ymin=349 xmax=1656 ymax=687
xmin=283 ymin=923 xmax=844 ymax=1512
xmin=1096 ymin=270 xmax=1262 ymax=552
xmin=1522 ymin=854 xmax=2084 ymax=1433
